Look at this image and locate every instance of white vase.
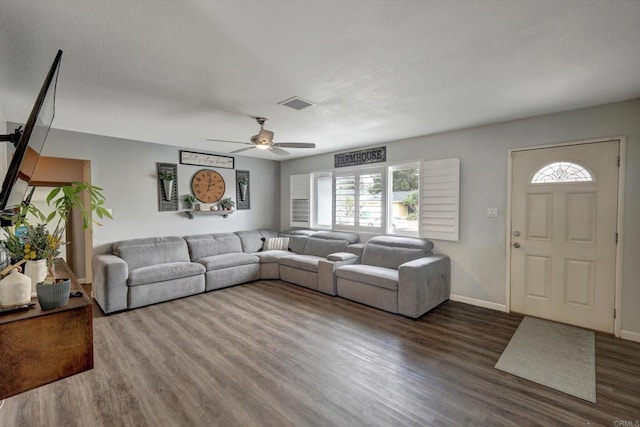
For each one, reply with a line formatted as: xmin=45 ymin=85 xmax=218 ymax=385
xmin=0 ymin=268 xmax=31 ymax=307
xmin=162 ymin=180 xmax=173 ymax=201
xmin=25 ymin=259 xmax=47 ymax=297
xmin=240 ymin=183 xmax=248 ymax=201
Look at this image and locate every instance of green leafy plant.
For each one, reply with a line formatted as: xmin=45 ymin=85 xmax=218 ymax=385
xmin=184 ymin=194 xmax=197 ymax=205
xmin=159 ymin=171 xmax=174 ymax=181
xmin=219 ymin=198 xmax=235 ymax=210
xmin=7 ymin=182 xmax=112 ymax=284
xmin=237 ymin=176 xmax=249 ymax=186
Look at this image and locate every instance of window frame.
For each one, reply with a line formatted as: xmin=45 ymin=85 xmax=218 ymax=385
xmin=311 ymin=172 xmax=333 ymax=229
xmin=387 ymin=162 xmax=421 ymax=237
xmin=333 ymin=166 xmax=386 ymax=234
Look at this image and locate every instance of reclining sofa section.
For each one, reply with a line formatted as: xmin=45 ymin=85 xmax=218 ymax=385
xmin=335 ymin=236 xmax=450 ymax=318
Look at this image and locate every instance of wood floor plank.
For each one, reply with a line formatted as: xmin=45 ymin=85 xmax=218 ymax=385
xmin=1 ymin=280 xmax=639 ymax=426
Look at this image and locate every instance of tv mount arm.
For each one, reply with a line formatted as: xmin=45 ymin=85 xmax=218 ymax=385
xmin=0 ymin=126 xmax=23 ymax=146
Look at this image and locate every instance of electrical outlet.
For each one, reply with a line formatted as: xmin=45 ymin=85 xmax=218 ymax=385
xmin=487 ymin=207 xmax=498 ymax=218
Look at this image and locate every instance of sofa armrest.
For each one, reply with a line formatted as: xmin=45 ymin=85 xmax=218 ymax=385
xmin=318 ymin=255 xmax=360 ymax=295
xmin=398 ymin=255 xmax=450 ymax=318
xmin=327 ymin=252 xmax=358 ymax=262
xmin=92 ymin=254 xmax=129 ymax=314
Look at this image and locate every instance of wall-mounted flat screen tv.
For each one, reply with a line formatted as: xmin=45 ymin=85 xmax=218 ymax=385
xmin=0 ymin=49 xmax=62 ymax=211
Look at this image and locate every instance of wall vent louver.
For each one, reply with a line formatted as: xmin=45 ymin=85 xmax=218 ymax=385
xmin=278 ymin=96 xmax=316 ymax=110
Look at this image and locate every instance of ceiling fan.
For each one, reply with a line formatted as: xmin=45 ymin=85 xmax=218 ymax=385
xmin=206 ymin=117 xmax=315 ymax=156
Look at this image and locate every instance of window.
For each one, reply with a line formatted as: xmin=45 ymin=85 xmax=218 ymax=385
xmin=334 ymin=173 xmax=355 ymax=226
xmin=388 ymin=163 xmax=420 ymax=236
xmin=334 ymin=168 xmax=385 ymax=232
xmin=311 ymin=173 xmax=332 ymax=229
xmin=290 ymin=174 xmax=310 ymax=227
xmin=531 ymin=161 xmax=593 ymax=183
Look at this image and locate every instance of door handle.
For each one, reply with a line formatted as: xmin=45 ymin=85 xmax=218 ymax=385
xmin=513 ymin=242 xmax=521 ymax=249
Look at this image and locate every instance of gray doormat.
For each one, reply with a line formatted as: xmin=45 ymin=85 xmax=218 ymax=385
xmin=495 ymin=316 xmax=596 ymax=403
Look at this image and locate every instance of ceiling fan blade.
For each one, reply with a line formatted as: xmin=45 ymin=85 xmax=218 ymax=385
xmin=230 ymin=146 xmax=256 ymax=154
xmin=268 ymin=146 xmax=290 ymax=156
xmin=206 ymin=139 xmax=253 ymax=145
xmin=272 ymin=142 xmax=316 ymax=149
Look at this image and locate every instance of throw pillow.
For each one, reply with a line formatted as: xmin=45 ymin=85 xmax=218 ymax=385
xmin=263 ymin=237 xmax=289 ymax=251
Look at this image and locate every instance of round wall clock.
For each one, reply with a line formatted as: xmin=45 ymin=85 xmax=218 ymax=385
xmin=190 ymin=169 xmax=226 ymax=203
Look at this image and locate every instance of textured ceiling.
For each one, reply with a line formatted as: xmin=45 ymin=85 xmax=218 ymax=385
xmin=1 ymin=0 xmax=640 ymax=160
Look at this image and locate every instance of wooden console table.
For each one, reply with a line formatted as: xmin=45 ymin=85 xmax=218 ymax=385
xmin=0 ymin=259 xmax=93 ymax=399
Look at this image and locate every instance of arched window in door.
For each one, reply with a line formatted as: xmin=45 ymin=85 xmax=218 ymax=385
xmin=531 ymin=161 xmax=593 ymax=184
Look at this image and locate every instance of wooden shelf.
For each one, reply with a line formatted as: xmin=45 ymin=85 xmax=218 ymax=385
xmin=185 ymin=209 xmax=234 ymax=219
xmin=0 ymin=259 xmax=93 ymax=400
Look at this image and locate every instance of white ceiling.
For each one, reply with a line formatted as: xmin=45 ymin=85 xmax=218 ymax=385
xmin=1 ymin=0 xmax=640 ymax=160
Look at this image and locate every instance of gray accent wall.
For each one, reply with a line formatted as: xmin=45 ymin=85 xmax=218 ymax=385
xmin=280 ymin=98 xmax=640 ymax=337
xmin=11 ymin=125 xmax=280 ymax=253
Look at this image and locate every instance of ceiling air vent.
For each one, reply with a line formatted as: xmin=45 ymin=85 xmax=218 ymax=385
xmin=278 ymin=96 xmax=316 ymax=111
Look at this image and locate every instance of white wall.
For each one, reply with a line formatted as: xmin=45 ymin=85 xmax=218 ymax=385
xmin=280 ymin=99 xmax=640 ymax=336
xmin=8 ymin=125 xmax=281 ymax=253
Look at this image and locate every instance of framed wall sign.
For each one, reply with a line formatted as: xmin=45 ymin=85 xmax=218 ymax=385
xmin=335 ymin=146 xmax=386 ymax=168
xmin=180 ymin=150 xmax=235 ymax=169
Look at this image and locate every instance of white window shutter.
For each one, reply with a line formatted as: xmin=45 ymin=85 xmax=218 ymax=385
xmin=421 ymin=158 xmax=460 ymax=241
xmin=290 ymin=174 xmax=311 ymax=227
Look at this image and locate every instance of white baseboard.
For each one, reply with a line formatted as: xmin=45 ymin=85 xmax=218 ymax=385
xmin=620 ymin=330 xmax=640 ymax=343
xmin=450 ymin=294 xmax=508 ymax=312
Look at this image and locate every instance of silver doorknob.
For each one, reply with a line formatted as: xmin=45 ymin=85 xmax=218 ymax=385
xmin=513 ymin=242 xmax=521 ymax=248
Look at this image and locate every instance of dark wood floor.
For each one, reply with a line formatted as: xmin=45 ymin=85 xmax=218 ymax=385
xmin=1 ymin=280 xmax=639 ymax=426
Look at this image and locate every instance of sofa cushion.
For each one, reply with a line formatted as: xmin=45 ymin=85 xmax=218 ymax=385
xmin=279 ymin=254 xmax=324 ymax=273
xmin=235 ymin=230 xmax=263 ymax=253
xmin=312 ymin=231 xmax=360 ymax=244
xmin=196 ymin=253 xmax=259 ymax=271
xmin=235 ymin=229 xmax=279 ymax=253
xmin=367 ymin=235 xmax=434 ymax=253
xmin=336 ymin=264 xmax=399 ymax=291
xmin=281 ymin=229 xmax=317 ymax=236
xmin=128 ymin=262 xmax=206 ymax=287
xmin=184 ymin=233 xmax=243 ymax=260
xmin=264 ymin=237 xmax=289 ymax=251
xmin=255 ymin=250 xmax=291 ymax=263
xmin=286 ymin=235 xmax=308 ymax=254
xmin=304 ymin=237 xmax=348 ymax=258
xmin=361 ymin=243 xmax=426 ymax=270
xmin=114 ymin=237 xmax=190 ymax=271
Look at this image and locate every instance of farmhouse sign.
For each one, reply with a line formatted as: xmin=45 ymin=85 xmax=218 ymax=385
xmin=180 ymin=150 xmax=235 ymax=169
xmin=334 ymin=146 xmax=386 ymax=168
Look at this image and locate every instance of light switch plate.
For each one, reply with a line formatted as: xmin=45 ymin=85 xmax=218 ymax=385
xmin=487 ymin=207 xmax=498 ymax=218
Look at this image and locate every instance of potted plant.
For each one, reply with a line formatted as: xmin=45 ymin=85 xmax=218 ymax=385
xmin=159 ymin=171 xmax=174 ymax=201
xmin=2 ymin=182 xmax=112 ymax=309
xmin=219 ymin=198 xmax=235 ymax=211
xmin=184 ymin=194 xmax=198 ymax=210
xmin=1 ymin=206 xmax=47 ymax=297
xmin=238 ymin=176 xmax=249 ymax=201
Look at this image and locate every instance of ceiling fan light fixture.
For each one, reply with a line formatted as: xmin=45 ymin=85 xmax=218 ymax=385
xmin=208 ymin=116 xmax=314 ymax=156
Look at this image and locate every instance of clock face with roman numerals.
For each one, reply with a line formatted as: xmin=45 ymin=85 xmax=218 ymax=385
xmin=190 ymin=169 xmax=225 ymax=203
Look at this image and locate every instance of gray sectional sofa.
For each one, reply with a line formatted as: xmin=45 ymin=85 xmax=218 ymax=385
xmin=93 ymin=229 xmax=359 ymax=314
xmin=92 ymin=229 xmax=450 ymax=319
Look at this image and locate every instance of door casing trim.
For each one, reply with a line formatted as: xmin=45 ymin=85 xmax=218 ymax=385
xmin=505 ymin=136 xmax=626 ymax=337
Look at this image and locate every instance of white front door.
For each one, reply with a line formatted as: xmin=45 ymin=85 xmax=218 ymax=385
xmin=510 ymin=141 xmax=619 ymax=332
